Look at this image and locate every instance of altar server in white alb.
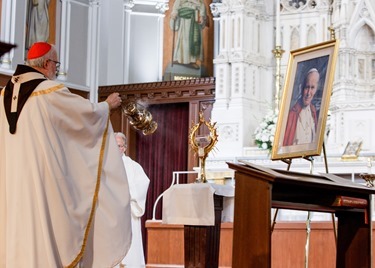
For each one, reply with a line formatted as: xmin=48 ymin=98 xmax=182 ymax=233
xmin=0 ymin=42 xmax=132 ymax=268
xmin=115 ymin=132 xmax=150 ymax=268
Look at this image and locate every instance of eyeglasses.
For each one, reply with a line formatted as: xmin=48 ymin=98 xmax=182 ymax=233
xmin=47 ymin=59 xmax=61 ymax=68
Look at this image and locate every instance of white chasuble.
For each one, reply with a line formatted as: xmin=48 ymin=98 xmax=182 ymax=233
xmin=0 ymin=79 xmax=131 ymax=268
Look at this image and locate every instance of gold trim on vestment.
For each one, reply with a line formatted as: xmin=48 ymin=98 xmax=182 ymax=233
xmin=0 ymin=84 xmax=64 ymax=96
xmin=31 ymin=84 xmax=65 ymax=96
xmin=65 ymin=108 xmax=111 ymax=268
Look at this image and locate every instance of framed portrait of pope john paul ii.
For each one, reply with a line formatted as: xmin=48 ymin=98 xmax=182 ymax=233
xmin=271 ymin=39 xmax=339 ymax=160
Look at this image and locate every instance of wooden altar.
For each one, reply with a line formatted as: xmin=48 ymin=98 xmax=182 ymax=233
xmin=228 ymin=162 xmax=374 ymax=268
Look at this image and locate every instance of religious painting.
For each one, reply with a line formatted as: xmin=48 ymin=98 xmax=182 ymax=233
xmin=341 ymin=140 xmax=362 ymax=160
xmin=271 ymin=39 xmax=339 ymax=160
xmin=163 ymin=0 xmax=214 ymax=81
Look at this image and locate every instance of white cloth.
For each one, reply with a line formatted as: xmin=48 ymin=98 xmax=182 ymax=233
xmin=0 ymin=77 xmax=131 ymax=267
xmin=210 ymin=184 xmax=235 ymax=222
xmin=162 ymin=183 xmax=216 ymax=226
xmin=117 ymin=155 xmax=150 ymax=268
xmin=162 ymin=183 xmax=235 ymax=224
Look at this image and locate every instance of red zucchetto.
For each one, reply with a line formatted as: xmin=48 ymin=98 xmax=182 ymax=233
xmin=27 ymin=42 xmax=52 ymax=60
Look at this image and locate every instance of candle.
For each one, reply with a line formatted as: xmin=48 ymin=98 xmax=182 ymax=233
xmin=276 ymin=0 xmax=281 ymax=46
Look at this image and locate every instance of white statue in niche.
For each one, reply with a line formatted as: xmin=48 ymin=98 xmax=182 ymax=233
xmin=26 ymin=0 xmax=50 ymax=49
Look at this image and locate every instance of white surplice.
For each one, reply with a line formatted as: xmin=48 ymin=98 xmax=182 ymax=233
xmin=116 ymin=155 xmax=150 ymax=268
xmin=0 ymin=76 xmax=131 ymax=268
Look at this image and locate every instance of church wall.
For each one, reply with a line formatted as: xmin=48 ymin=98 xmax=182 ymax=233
xmin=0 ymin=0 xmax=374 ymax=154
xmin=329 ymin=0 xmax=375 ymax=153
xmin=211 ymin=1 xmax=276 ymax=157
xmin=0 ymin=0 xmax=28 ymax=71
xmin=97 ymin=0 xmax=126 ymax=85
xmin=99 ymin=0 xmax=166 ymax=86
xmin=61 ymin=1 xmax=90 ymax=86
xmin=0 ymin=0 xmax=166 ymax=100
xmin=328 ymin=102 xmax=375 ymax=154
xmin=0 ymin=0 xmax=101 ymax=100
xmin=127 ymin=13 xmax=163 ymax=83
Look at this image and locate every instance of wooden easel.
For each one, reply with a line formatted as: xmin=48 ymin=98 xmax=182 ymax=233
xmin=271 ymin=142 xmax=337 ymax=268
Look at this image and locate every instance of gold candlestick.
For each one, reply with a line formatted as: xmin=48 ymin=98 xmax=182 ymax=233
xmin=272 ymin=45 xmax=285 ymax=112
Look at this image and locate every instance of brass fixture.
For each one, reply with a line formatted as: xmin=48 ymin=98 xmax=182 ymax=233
xmin=122 ymin=101 xmax=158 ymax=135
xmin=189 ymin=111 xmax=218 ymax=183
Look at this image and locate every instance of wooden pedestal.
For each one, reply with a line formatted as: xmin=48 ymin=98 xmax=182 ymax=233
xmin=184 ymin=194 xmax=223 ymax=268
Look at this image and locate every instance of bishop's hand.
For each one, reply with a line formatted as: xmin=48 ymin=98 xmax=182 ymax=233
xmin=105 ymin=92 xmax=122 ymax=110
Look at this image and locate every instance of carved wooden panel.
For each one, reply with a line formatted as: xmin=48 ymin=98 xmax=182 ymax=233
xmin=98 ymin=77 xmax=215 ymax=104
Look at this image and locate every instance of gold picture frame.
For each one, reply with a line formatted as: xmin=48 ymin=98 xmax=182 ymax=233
xmin=271 ymin=40 xmax=339 ymax=160
xmin=341 ymin=141 xmax=362 ymax=160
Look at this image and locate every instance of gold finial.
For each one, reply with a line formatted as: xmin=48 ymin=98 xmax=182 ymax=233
xmin=272 ymin=46 xmax=285 ymax=112
xmin=328 ymin=26 xmax=336 ymax=40
xmin=272 ymin=46 xmax=285 ymax=59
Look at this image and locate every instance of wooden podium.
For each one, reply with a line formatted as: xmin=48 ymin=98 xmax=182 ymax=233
xmin=161 ymin=183 xmax=233 ymax=268
xmin=228 ymin=162 xmax=375 ymax=268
